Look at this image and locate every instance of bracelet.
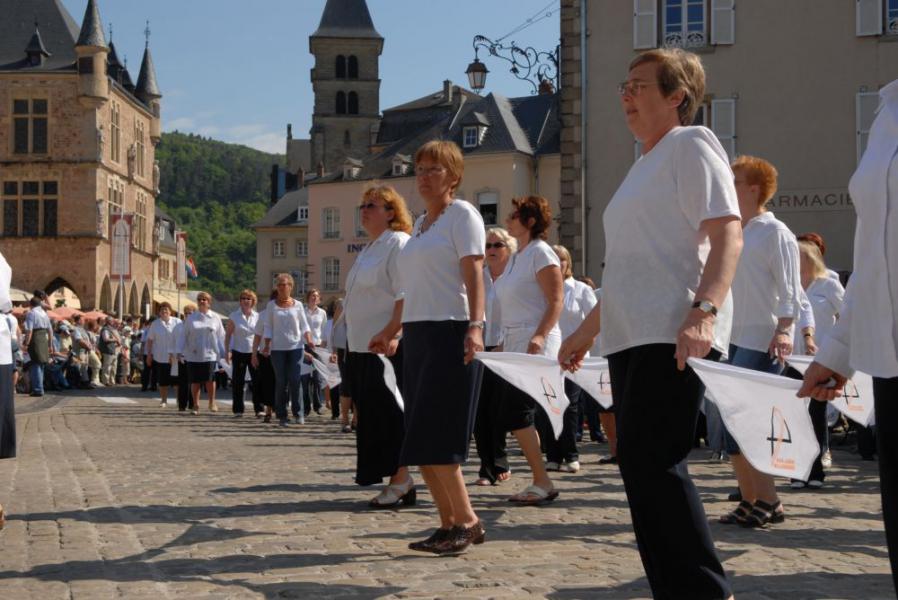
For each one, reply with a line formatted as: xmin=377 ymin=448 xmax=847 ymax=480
xmin=468 ymin=320 xmax=485 ymax=329
xmin=775 ymin=328 xmax=791 ymax=336
xmin=803 ymin=332 xmax=813 ymax=338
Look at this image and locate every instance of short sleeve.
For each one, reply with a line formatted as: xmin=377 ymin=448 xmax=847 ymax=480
xmin=451 ymin=203 xmax=486 ymax=259
xmin=387 ymin=235 xmax=408 ymax=300
xmin=674 ymin=128 xmax=741 ymax=230
xmin=532 ymin=243 xmax=561 ymax=275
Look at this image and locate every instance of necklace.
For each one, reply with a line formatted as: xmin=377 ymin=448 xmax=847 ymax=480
xmin=416 ymin=201 xmax=452 ymax=238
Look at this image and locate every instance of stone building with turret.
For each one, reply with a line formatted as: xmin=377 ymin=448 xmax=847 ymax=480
xmin=0 ymin=0 xmax=168 ymax=315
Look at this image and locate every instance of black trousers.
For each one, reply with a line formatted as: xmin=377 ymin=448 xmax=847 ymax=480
xmin=874 ymin=376 xmax=898 ymax=595
xmin=473 ymin=359 xmax=509 ymax=483
xmin=175 ymin=362 xmax=191 ymax=410
xmin=230 ymin=351 xmax=256 ymax=414
xmin=608 ymin=344 xmax=730 ymax=600
xmin=784 ymin=365 xmax=828 ymax=482
xmin=538 ymin=379 xmax=581 ymax=464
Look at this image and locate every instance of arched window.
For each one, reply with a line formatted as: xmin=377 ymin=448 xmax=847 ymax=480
xmin=336 ymin=91 xmax=346 ymax=115
xmin=343 ymin=130 xmax=351 ymax=147
xmin=335 ymin=55 xmax=346 ymax=78
xmin=348 ymin=55 xmax=359 ymax=79
xmin=348 ymin=92 xmax=359 ymax=115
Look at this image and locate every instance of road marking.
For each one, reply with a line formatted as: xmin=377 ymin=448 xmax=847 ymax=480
xmin=101 ymin=397 xmax=138 ymax=404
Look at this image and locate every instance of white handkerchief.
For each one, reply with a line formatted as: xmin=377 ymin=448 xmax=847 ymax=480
xmin=565 ymin=357 xmax=613 ymax=409
xmin=379 ymin=355 xmax=404 ymax=411
xmin=786 ymin=355 xmax=875 ymax=427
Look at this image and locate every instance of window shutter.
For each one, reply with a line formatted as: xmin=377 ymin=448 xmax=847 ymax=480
xmin=711 ymin=0 xmax=735 ymax=45
xmin=633 ymin=0 xmax=658 ymax=49
xmin=856 ymin=0 xmax=883 ymax=36
xmin=856 ymin=91 xmax=880 ymax=163
xmin=711 ymin=98 xmax=736 ymax=160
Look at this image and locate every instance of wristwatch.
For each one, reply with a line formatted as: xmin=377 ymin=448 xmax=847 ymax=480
xmin=691 ymin=300 xmax=718 ymax=316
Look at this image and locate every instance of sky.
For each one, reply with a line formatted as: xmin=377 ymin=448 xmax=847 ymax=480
xmin=60 ymin=0 xmax=561 ymax=155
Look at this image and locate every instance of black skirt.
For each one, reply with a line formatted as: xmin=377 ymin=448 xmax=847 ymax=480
xmin=253 ymin=354 xmax=275 ymax=408
xmin=399 ymin=321 xmax=483 ymax=466
xmin=0 ymin=364 xmax=16 ymax=459
xmin=348 ymin=347 xmax=405 ymax=485
xmin=187 ymin=361 xmax=216 ymax=384
xmin=153 ymin=361 xmax=174 ymax=386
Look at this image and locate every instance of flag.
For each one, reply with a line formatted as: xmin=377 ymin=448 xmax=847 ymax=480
xmin=475 ymin=352 xmax=569 ymax=439
xmin=185 ymin=257 xmax=199 ymax=279
xmin=564 ymin=357 xmax=614 ymax=409
xmin=688 ymin=358 xmax=819 ymax=481
xmin=379 ymin=355 xmax=404 ymax=411
xmin=786 ymin=355 xmax=875 ymax=427
xmin=307 ymin=347 xmax=341 ymax=389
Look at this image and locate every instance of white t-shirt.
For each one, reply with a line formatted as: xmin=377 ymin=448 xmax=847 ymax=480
xmin=147 ymin=316 xmax=182 ymax=362
xmin=0 ymin=253 xmax=12 ymax=366
xmin=599 ymin=126 xmax=740 ymax=357
xmin=559 ymin=277 xmax=599 ymax=339
xmin=730 ymin=211 xmax=802 ymax=353
xmin=344 ymin=229 xmax=409 ymax=353
xmin=398 ymin=200 xmax=486 ymax=323
xmin=263 ymin=299 xmax=311 ymax=351
xmin=493 ymin=239 xmax=561 ymax=332
xmin=253 ymin=306 xmax=267 ymax=352
xmin=305 ymin=306 xmax=327 ymax=345
xmin=228 ymin=309 xmax=258 ymax=354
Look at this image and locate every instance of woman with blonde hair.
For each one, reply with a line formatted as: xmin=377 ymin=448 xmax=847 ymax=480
xmin=225 ymin=289 xmax=259 ymax=417
xmin=346 ymin=184 xmax=415 ymax=507
xmin=472 ymin=226 xmax=517 ymax=486
xmin=178 ymin=292 xmax=226 ymax=415
xmin=382 ymin=140 xmax=486 ymax=554
xmin=263 ymin=274 xmax=313 ymax=427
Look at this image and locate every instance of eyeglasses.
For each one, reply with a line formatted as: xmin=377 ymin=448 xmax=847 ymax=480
xmin=359 ymin=202 xmax=383 ymax=210
xmin=617 ymin=80 xmax=660 ymax=98
xmin=276 ymin=282 xmax=292 ymax=287
xmin=240 ymin=297 xmax=253 ymax=301
xmin=415 ymin=165 xmax=446 ymax=177
xmin=485 ymin=242 xmax=507 ymax=249
xmin=198 ymin=297 xmax=210 ymax=303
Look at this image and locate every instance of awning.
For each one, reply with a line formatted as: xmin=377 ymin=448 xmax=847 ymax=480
xmin=9 ymin=287 xmax=30 ymax=303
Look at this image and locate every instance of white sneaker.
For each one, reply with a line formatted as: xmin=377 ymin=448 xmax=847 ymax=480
xmin=159 ymin=401 xmax=168 ymax=408
xmin=545 ymin=461 xmax=561 ymax=471
xmin=560 ymin=461 xmax=581 ymax=473
xmin=821 ymin=450 xmax=833 ymax=468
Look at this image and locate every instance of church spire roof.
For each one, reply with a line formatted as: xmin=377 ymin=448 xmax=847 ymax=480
xmin=311 ymin=0 xmax=382 ymax=39
xmin=75 ymin=0 xmax=106 ymax=48
xmin=135 ymin=45 xmax=161 ymax=100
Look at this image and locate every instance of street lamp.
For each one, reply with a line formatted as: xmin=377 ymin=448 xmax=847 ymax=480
xmin=465 ymin=34 xmax=559 ymax=95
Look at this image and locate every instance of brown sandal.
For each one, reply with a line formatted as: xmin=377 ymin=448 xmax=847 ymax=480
xmin=0 ymin=503 xmax=6 ymax=530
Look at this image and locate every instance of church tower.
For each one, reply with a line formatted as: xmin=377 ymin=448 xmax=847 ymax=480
xmin=309 ymin=0 xmax=383 ymax=173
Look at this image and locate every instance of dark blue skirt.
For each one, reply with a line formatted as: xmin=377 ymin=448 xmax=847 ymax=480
xmin=398 ymin=321 xmax=483 ymax=466
xmin=0 ymin=364 xmax=15 ymax=459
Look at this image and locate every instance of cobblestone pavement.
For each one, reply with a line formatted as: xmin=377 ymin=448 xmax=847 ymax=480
xmin=0 ymin=386 xmax=893 ymax=599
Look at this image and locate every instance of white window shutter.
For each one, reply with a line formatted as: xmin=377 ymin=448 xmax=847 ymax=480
xmin=633 ymin=0 xmax=658 ymax=49
xmin=856 ymin=0 xmax=883 ymax=36
xmin=711 ymin=98 xmax=737 ymax=160
xmin=856 ymin=91 xmax=880 ymax=163
xmin=711 ymin=0 xmax=736 ymax=45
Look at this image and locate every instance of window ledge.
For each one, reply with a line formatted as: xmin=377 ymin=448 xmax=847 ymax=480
xmin=322 ymin=236 xmax=343 ymax=242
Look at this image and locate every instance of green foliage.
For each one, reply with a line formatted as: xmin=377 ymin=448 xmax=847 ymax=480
xmin=155 ymin=132 xmax=282 ymax=300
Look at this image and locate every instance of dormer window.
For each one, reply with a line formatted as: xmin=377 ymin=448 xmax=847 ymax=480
xmin=343 ymin=159 xmax=362 ymax=179
xmin=392 ymin=163 xmax=406 ymax=176
xmin=463 ymin=126 xmax=486 ymax=148
xmin=391 ymin=154 xmax=412 ymax=176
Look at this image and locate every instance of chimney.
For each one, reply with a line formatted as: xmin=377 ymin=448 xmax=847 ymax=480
xmin=287 ymin=123 xmax=293 ymax=140
xmin=443 ymin=79 xmax=453 ymax=104
xmin=297 ymin=167 xmax=305 ymax=189
xmin=316 ymin=161 xmax=325 ymax=177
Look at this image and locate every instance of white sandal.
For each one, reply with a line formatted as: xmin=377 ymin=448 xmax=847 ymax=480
xmin=369 ymin=479 xmax=416 ymax=509
xmin=508 ymin=484 xmax=559 ymax=505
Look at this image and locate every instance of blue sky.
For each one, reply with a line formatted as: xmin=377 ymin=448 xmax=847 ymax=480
xmin=61 ymin=0 xmax=561 ymax=154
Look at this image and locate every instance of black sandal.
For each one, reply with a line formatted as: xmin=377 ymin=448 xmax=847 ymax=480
xmin=719 ymin=500 xmax=752 ymax=524
xmin=741 ymin=499 xmax=785 ymax=528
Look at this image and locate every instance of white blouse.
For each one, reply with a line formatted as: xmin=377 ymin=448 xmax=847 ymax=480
xmin=263 ymin=300 xmax=311 ymax=351
xmin=493 ymin=240 xmax=562 ymax=356
xmin=599 ymin=126 xmax=740 ymax=356
xmin=398 ymin=200 xmax=486 ymax=323
xmin=730 ymin=211 xmax=803 ymax=352
xmin=818 ymin=78 xmax=898 ymax=379
xmin=344 ymin=229 xmax=409 ymax=353
xmin=0 ymin=252 xmax=12 ymax=366
xmin=559 ymin=277 xmax=599 ymax=339
xmin=305 ymin=306 xmax=327 ymax=345
xmin=179 ymin=311 xmax=225 ymax=362
xmin=795 ymin=277 xmax=845 ymax=354
xmin=146 ymin=316 xmax=181 ymax=362
xmin=483 ymin=268 xmax=503 ymax=348
xmin=228 ymin=309 xmax=258 ymax=354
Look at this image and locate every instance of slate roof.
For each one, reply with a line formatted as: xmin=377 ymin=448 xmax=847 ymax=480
xmin=0 ymin=0 xmax=80 ymax=71
xmin=136 ymin=46 xmax=161 ymax=99
xmin=311 ymin=0 xmax=382 ymax=39
xmin=253 ymin=188 xmax=310 ymax=228
xmin=312 ymin=87 xmax=560 ymax=184
xmin=75 ymin=0 xmax=106 ymax=48
xmin=107 ymin=42 xmax=134 ymax=90
xmin=25 ymin=26 xmax=52 ymax=58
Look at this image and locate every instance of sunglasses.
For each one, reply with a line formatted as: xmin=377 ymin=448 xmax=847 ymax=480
xmin=485 ymin=242 xmax=507 ymax=249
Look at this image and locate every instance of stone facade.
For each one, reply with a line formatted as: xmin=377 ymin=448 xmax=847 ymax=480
xmin=0 ymin=0 xmax=163 ymax=315
xmin=558 ymin=0 xmax=584 ymax=275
